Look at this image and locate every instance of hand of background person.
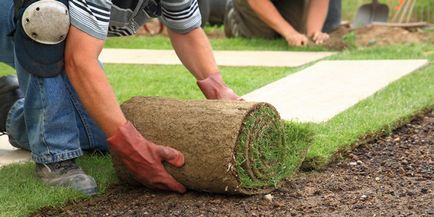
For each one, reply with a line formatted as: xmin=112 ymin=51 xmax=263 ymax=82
xmin=310 ymin=32 xmax=330 ymax=45
xmin=108 ymin=121 xmax=186 ymax=193
xmin=284 ymin=32 xmax=309 ymax=47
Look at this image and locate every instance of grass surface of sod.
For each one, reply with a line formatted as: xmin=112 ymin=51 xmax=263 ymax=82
xmin=0 ymin=43 xmax=433 ymax=216
xmin=235 ymin=107 xmax=312 ymax=190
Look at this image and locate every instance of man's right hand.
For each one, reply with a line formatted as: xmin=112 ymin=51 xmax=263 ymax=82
xmin=284 ymin=32 xmax=308 ymax=47
xmin=107 ymin=121 xmax=186 ymax=193
xmin=197 ymin=73 xmax=243 ymax=101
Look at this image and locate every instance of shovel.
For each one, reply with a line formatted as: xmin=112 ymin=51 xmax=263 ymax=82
xmin=352 ymin=0 xmax=389 ymax=28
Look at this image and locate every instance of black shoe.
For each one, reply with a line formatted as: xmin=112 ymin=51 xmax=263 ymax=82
xmin=0 ymin=76 xmax=23 ymax=132
xmin=35 ymin=159 xmax=98 ymax=196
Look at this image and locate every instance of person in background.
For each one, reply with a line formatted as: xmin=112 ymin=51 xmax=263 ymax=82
xmin=224 ymin=0 xmax=342 ymax=46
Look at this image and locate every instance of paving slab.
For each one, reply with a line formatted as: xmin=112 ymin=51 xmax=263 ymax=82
xmin=0 ymin=136 xmax=31 ymax=167
xmin=243 ymin=60 xmax=429 ymax=123
xmin=100 ymin=49 xmax=335 ymax=67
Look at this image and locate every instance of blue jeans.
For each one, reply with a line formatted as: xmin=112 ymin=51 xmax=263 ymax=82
xmin=0 ymin=0 xmax=108 ymax=164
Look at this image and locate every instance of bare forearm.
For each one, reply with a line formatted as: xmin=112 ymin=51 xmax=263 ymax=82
xmin=65 ymin=60 xmax=126 ymax=136
xmin=65 ymin=27 xmax=126 ymax=136
xmin=306 ymin=0 xmax=329 ymax=37
xmin=247 ymin=0 xmax=297 ymax=39
xmin=168 ymin=28 xmax=218 ymax=80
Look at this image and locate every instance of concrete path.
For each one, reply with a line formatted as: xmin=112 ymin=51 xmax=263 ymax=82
xmin=100 ymin=49 xmax=335 ymax=67
xmin=243 ymin=60 xmax=429 ymax=123
xmin=0 ymin=136 xmax=31 ymax=167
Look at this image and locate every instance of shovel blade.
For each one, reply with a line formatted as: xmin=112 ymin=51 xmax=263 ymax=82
xmin=352 ymin=3 xmax=389 ymax=28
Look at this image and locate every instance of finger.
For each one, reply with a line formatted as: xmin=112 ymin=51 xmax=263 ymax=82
xmin=319 ymin=34 xmax=329 ymax=42
xmin=165 ymin=178 xmax=187 ymax=194
xmin=134 ymin=168 xmax=187 ymax=193
xmin=158 ymin=146 xmax=185 ymax=167
xmin=312 ymin=32 xmax=319 ymax=42
xmin=286 ymin=38 xmax=296 ymax=47
xmin=319 ymin=34 xmax=327 ymax=41
xmin=155 ymin=173 xmax=187 ymax=193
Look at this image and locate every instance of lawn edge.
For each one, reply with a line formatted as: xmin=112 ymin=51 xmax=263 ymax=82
xmin=301 ymin=105 xmax=434 ymax=171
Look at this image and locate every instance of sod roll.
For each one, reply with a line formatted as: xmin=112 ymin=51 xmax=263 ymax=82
xmin=112 ymin=96 xmax=310 ymax=195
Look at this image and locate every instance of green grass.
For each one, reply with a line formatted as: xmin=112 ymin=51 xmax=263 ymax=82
xmin=0 ymin=63 xmax=14 ymax=75
xmin=0 ymin=41 xmax=433 ymax=216
xmin=105 ymin=35 xmax=329 ymax=51
xmin=0 ymin=154 xmax=116 ymax=217
xmin=235 ymin=106 xmax=312 ymax=190
xmin=105 ymin=64 xmax=295 ymax=102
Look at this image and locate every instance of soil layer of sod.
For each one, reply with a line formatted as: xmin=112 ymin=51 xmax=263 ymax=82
xmin=33 ymin=111 xmax=433 ymax=216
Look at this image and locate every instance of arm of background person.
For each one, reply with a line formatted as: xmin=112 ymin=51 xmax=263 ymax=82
xmin=246 ymin=0 xmax=307 ymax=46
xmin=305 ymin=0 xmax=330 ymax=44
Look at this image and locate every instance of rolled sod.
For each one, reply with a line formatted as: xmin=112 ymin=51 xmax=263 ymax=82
xmin=112 ymin=96 xmax=311 ymax=195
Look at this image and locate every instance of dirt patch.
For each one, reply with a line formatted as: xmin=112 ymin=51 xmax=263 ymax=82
xmin=324 ymin=25 xmax=434 ymax=50
xmin=355 ymin=25 xmax=433 ymax=46
xmin=33 ymin=111 xmax=434 ymax=216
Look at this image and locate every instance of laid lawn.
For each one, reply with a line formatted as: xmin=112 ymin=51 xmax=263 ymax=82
xmin=0 ymin=41 xmax=432 ymax=217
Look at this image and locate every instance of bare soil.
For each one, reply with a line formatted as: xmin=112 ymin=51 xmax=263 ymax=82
xmin=324 ymin=25 xmax=434 ymax=50
xmin=33 ymin=111 xmax=434 ymax=217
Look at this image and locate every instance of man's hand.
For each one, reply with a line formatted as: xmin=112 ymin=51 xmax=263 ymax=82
xmin=284 ymin=32 xmax=309 ymax=47
xmin=108 ymin=121 xmax=186 ymax=193
xmin=310 ymin=32 xmax=330 ymax=45
xmin=197 ymin=73 xmax=243 ymax=100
